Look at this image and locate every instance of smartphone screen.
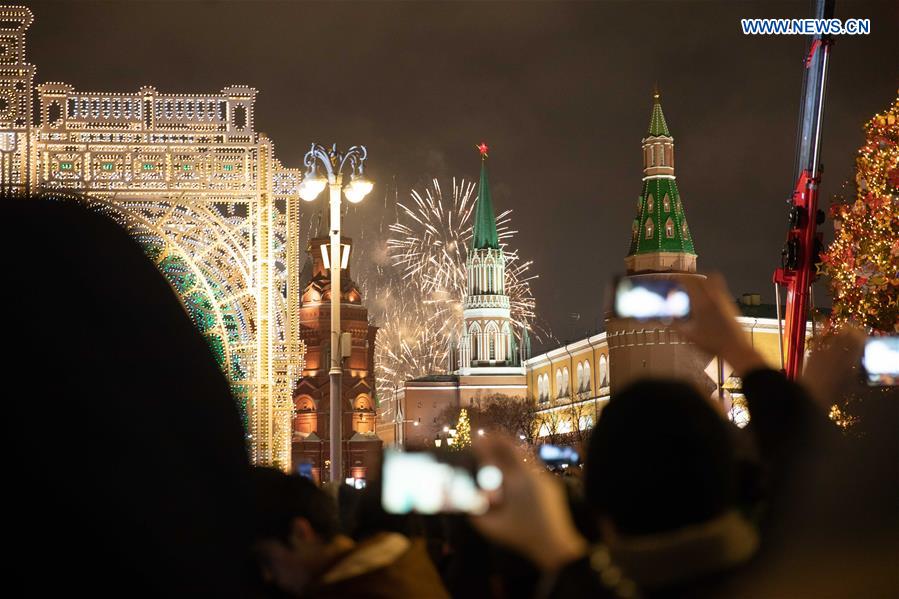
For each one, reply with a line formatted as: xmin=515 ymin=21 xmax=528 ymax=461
xmin=862 ymin=336 xmax=899 ymax=386
xmin=381 ymin=449 xmax=501 ymax=515
xmin=538 ymin=444 xmax=580 ymax=467
xmin=613 ymin=277 xmax=691 ymax=321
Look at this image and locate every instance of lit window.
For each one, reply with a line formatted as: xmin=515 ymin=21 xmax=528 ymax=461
xmin=682 ymin=221 xmax=688 ymax=237
xmin=599 ymin=354 xmax=608 ymax=388
xmin=666 ymin=217 xmax=675 ymax=238
xmin=663 ymin=194 xmax=671 ymax=212
xmin=645 ymin=218 xmax=654 ymax=239
xmin=647 ymin=194 xmax=654 ymax=212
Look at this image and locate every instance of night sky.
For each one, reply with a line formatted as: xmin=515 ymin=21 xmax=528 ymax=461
xmin=26 ymin=1 xmax=898 ymax=350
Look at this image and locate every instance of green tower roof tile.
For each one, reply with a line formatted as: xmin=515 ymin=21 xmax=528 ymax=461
xmin=647 ymin=91 xmax=671 ymax=137
xmin=627 ymin=177 xmax=695 ymax=256
xmin=472 ymin=156 xmax=500 ymax=250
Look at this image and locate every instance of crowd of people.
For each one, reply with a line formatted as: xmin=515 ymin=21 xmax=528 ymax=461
xmin=8 ymin=199 xmax=896 ymax=597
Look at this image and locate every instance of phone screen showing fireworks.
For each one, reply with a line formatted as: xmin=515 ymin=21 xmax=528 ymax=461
xmin=538 ymin=444 xmax=580 ymax=467
xmin=613 ymin=277 xmax=691 ymax=321
xmin=862 ymin=336 xmax=899 ymax=386
xmin=381 ymin=450 xmax=502 ymax=515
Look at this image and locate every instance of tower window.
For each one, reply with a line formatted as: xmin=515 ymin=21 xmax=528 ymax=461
xmin=666 ymin=217 xmax=675 ymax=238
xmin=646 ymin=194 xmax=654 ymax=212
xmin=645 ymin=218 xmax=654 ymax=239
xmin=682 ymin=221 xmax=689 ymax=237
xmin=663 ymin=194 xmax=671 ymax=212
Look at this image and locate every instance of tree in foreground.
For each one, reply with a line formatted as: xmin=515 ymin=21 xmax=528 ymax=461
xmin=821 ymin=91 xmax=899 ymax=333
xmin=819 ymin=90 xmax=899 ymax=431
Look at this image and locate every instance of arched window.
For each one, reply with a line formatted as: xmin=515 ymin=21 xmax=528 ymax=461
xmin=666 ymin=217 xmax=675 ymax=238
xmin=599 ymin=354 xmax=608 ymax=388
xmin=470 ymin=323 xmax=481 ymax=361
xmin=583 ymin=361 xmax=591 ymax=393
xmin=485 ymin=322 xmax=499 ymax=361
xmin=485 ymin=257 xmax=495 ymax=293
xmin=353 ymin=394 xmax=375 ymax=433
xmin=645 ymin=218 xmax=654 ymax=239
xmin=294 ymin=396 xmax=316 ymax=435
xmin=576 ymin=362 xmax=584 ymax=392
xmin=682 ymin=221 xmax=689 ymax=237
xmin=663 ymin=194 xmax=671 ymax=212
xmin=646 ymin=194 xmax=654 ymax=213
xmin=556 ymin=369 xmax=563 ymax=397
xmin=501 ymin=322 xmax=511 ymax=361
xmin=562 ymin=367 xmax=570 ymax=397
xmin=631 ymin=219 xmax=639 ymax=239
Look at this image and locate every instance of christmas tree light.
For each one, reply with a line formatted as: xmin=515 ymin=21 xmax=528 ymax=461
xmin=452 ymin=408 xmax=472 ymax=450
xmin=820 ymin=90 xmax=899 ymax=334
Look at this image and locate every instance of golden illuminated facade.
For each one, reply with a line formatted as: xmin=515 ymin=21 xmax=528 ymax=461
xmin=0 ymin=6 xmax=304 ymax=470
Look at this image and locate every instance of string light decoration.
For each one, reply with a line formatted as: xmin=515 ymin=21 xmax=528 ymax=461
xmin=820 ymin=91 xmax=899 ymax=334
xmin=0 ymin=6 xmax=305 ymax=471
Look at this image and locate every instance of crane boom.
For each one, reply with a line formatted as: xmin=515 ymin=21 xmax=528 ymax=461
xmin=773 ymin=0 xmax=835 ymax=379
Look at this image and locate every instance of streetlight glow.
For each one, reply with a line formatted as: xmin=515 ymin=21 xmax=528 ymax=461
xmin=344 ymin=175 xmax=373 ymax=203
xmin=299 ymin=173 xmax=327 ymax=201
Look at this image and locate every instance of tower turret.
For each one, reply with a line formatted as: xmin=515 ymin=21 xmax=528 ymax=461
xmin=458 ymin=144 xmax=519 ymax=374
xmin=625 ymin=89 xmax=697 ymax=274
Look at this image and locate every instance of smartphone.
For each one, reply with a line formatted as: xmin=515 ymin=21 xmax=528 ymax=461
xmin=297 ymin=462 xmax=314 ymax=480
xmin=381 ymin=449 xmax=502 ymax=515
xmin=612 ymin=276 xmax=691 ymax=321
xmin=538 ymin=444 xmax=580 ymax=468
xmin=861 ymin=336 xmax=899 ymax=386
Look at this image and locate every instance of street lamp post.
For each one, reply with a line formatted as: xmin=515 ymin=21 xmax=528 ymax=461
xmin=299 ymin=143 xmax=372 ymax=483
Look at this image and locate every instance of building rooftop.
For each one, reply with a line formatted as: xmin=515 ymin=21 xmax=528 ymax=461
xmin=409 ymin=374 xmax=459 ymax=383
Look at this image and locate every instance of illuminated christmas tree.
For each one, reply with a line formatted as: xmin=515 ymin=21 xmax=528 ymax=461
xmin=821 ymin=91 xmax=899 ymax=334
xmin=452 ymin=408 xmax=472 ymax=450
xmin=820 ymin=91 xmax=899 ymax=433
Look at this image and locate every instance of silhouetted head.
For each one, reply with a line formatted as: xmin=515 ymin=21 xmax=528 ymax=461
xmin=251 ymin=467 xmax=341 ymax=544
xmin=6 ymin=197 xmax=252 ymax=595
xmin=586 ymin=378 xmax=738 ymax=536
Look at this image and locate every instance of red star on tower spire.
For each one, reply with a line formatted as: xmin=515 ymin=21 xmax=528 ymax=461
xmin=477 ymin=142 xmax=489 ymax=158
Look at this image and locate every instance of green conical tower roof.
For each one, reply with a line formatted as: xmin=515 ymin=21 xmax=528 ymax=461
xmin=647 ymin=89 xmax=670 ymax=137
xmin=629 ymin=91 xmax=695 ymax=258
xmin=627 ymin=178 xmax=695 ymax=256
xmin=472 ymin=145 xmax=500 ymax=250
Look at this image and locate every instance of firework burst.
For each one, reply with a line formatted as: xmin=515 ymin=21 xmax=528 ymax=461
xmin=387 ymin=178 xmax=536 ymax=328
xmin=355 ymin=177 xmax=543 ymax=412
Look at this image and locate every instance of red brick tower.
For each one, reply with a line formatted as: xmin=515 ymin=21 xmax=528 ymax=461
xmin=292 ymin=236 xmax=380 ymax=483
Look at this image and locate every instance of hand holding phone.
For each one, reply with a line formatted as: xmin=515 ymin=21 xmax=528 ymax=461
xmin=381 ymin=449 xmax=502 ymax=515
